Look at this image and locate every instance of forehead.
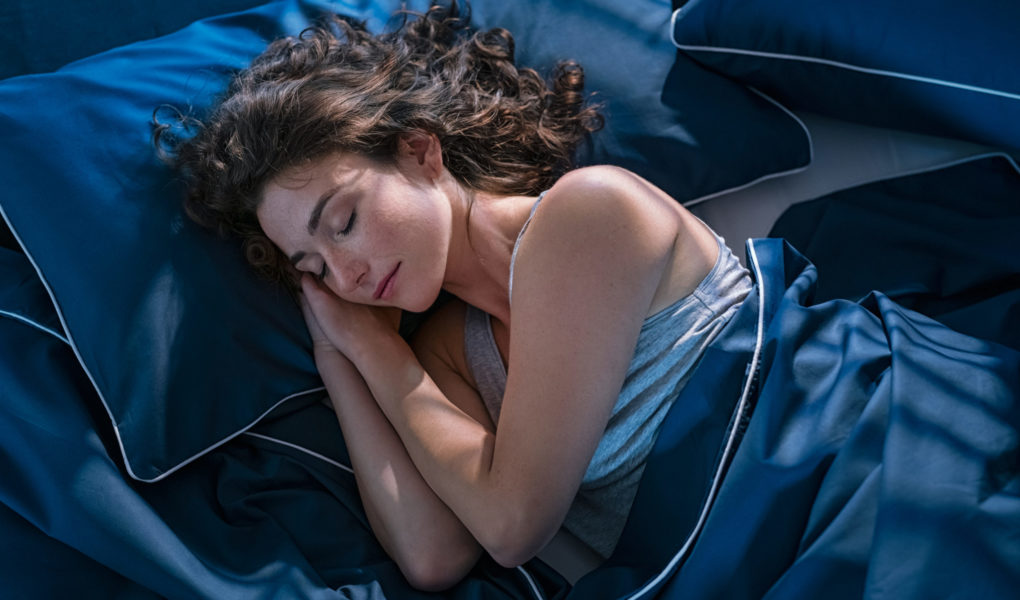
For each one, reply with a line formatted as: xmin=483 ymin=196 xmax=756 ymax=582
xmin=256 ymin=167 xmax=322 ymax=249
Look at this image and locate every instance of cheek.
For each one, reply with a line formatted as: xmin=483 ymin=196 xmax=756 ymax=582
xmin=377 ymin=204 xmax=439 ymax=248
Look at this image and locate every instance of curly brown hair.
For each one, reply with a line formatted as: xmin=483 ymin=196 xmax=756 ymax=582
xmin=153 ymin=1 xmax=603 ymax=287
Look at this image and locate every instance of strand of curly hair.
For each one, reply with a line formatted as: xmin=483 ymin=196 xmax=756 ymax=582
xmin=153 ymin=1 xmax=603 ymax=288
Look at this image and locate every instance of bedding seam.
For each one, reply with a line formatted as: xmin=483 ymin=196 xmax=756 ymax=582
xmin=242 ymin=432 xmax=548 ymax=600
xmin=0 ymin=309 xmax=69 ymax=344
xmin=670 ymin=44 xmax=1020 ymax=102
xmin=0 ymin=201 xmax=142 ymax=480
xmin=624 ymin=239 xmax=767 ymax=600
xmin=515 ymin=565 xmax=545 ymax=600
xmin=242 ymin=431 xmax=353 ymax=475
xmin=141 ymin=387 xmax=328 ymax=482
xmin=682 ymin=86 xmax=815 ymax=208
xmin=3 ymin=175 xmax=331 ymax=485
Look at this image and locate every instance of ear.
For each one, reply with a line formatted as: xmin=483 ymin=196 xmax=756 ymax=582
xmin=398 ymin=131 xmax=443 ymax=181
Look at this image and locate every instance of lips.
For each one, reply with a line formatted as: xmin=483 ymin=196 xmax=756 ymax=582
xmin=373 ymin=262 xmax=400 ymax=301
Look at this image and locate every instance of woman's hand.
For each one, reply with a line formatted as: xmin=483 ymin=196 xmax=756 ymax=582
xmin=299 ymin=290 xmax=337 ymax=355
xmin=300 ymin=274 xmax=402 ymax=360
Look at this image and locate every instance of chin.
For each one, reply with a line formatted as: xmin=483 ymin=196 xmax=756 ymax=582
xmin=404 ymin=287 xmax=444 ymax=314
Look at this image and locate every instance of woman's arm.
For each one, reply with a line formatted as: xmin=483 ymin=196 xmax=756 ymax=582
xmin=302 ymin=300 xmax=482 ymax=591
xmin=305 ymin=167 xmax=686 ymax=567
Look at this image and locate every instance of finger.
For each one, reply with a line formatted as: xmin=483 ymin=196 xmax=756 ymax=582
xmin=297 ymin=290 xmax=322 ymax=328
xmin=300 ymin=275 xmax=330 ymax=311
xmin=298 ymin=294 xmax=315 ymax=322
xmin=300 ymin=273 xmax=319 ymax=297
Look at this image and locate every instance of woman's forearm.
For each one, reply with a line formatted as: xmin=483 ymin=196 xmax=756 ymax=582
xmin=313 ymin=348 xmax=482 ymax=590
xmin=346 ymin=333 xmax=554 ymax=565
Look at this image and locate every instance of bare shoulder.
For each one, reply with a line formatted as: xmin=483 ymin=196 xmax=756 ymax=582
xmin=520 ymin=165 xmax=721 ymax=318
xmin=546 ymin=165 xmax=660 ymax=209
xmin=530 ymin=165 xmax=680 ymax=257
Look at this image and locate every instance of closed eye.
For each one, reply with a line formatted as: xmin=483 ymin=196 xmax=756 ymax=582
xmin=337 ymin=211 xmax=357 ymax=238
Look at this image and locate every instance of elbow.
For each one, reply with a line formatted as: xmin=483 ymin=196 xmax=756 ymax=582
xmin=398 ymin=539 xmax=482 ymax=592
xmin=480 ymin=512 xmax=556 ymax=569
xmin=489 ymin=545 xmax=535 ymax=570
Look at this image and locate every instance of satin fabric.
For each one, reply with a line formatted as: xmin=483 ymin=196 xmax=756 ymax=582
xmin=672 ymin=0 xmax=1020 ymax=153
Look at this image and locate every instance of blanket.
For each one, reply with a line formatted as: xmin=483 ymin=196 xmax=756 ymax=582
xmin=575 ymin=238 xmax=1020 ymax=599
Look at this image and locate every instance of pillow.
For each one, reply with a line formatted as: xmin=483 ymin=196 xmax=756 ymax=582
xmin=671 ymin=0 xmax=1020 ymax=153
xmin=0 ymin=248 xmax=65 ymax=344
xmin=468 ymin=0 xmax=811 ymax=204
xmin=0 ymin=0 xmax=809 ymax=482
xmin=0 ymin=0 xmax=410 ymax=482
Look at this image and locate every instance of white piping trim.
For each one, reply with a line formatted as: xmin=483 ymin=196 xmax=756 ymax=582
xmin=625 ymin=240 xmax=767 ymax=600
xmin=135 ymin=387 xmax=328 ymax=482
xmin=0 ymin=196 xmax=330 ymax=483
xmin=242 ymin=431 xmax=354 ymax=475
xmin=245 ymin=432 xmax=548 ymax=598
xmin=671 ymin=43 xmax=1020 ymax=103
xmin=2 ymin=198 xmax=328 ymax=483
xmin=0 ymin=201 xmax=137 ymax=478
xmin=669 ymin=4 xmax=683 ymax=36
xmin=682 ymin=86 xmax=815 ymax=208
xmin=245 ymin=432 xmax=546 ymax=599
xmin=0 ymin=309 xmax=69 ymax=344
xmin=515 ymin=565 xmax=545 ymax=600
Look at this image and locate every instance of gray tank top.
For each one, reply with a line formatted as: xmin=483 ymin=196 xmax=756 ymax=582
xmin=463 ymin=193 xmax=752 ymax=558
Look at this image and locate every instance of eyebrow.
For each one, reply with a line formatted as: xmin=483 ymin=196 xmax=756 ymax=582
xmin=289 ymin=185 xmax=340 ymax=266
xmin=308 ymin=185 xmax=340 ymax=235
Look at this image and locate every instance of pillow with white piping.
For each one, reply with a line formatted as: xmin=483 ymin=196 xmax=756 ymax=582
xmin=0 ymin=0 xmax=395 ymax=482
xmin=671 ymin=0 xmax=1020 ymax=153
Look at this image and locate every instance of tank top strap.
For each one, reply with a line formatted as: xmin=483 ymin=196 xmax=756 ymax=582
xmin=508 ymin=190 xmax=547 ymax=304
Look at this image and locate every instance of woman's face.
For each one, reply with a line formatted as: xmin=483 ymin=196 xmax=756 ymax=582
xmin=256 ymin=148 xmax=452 ymax=313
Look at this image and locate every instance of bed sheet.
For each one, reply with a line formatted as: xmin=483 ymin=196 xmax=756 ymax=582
xmin=690 ymin=112 xmax=995 ymax=256
xmin=572 ymin=238 xmax=1020 ymax=599
xmin=769 ymin=154 xmax=1020 ymax=352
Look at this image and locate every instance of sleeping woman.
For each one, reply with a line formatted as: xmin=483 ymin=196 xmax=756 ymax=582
xmin=155 ymin=2 xmax=750 ymax=591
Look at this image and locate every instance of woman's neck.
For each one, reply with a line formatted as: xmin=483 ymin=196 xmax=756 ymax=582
xmin=442 ymin=189 xmax=537 ymax=325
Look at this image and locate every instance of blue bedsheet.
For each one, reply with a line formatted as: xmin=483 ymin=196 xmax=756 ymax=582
xmin=577 ymin=239 xmax=1020 ymax=599
xmin=3 ymin=232 xmax=1018 ymax=598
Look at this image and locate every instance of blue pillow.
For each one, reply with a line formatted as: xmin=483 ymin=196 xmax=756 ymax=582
xmin=0 ymin=0 xmax=808 ymax=482
xmin=0 ymin=0 xmax=407 ymax=482
xmin=468 ymin=0 xmax=811 ymax=203
xmin=671 ymin=0 xmax=1020 ymax=152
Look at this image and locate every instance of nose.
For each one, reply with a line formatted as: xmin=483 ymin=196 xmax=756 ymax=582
xmin=330 ymin=256 xmax=369 ymax=296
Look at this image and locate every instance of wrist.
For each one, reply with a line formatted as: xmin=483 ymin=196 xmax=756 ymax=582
xmin=346 ymin=327 xmax=406 ymax=371
xmin=347 ymin=331 xmax=421 ymax=399
xmin=313 ymin=343 xmax=353 ymax=369
xmin=313 ymin=340 xmax=339 ymax=353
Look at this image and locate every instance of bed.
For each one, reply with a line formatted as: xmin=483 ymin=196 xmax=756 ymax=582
xmin=1 ymin=0 xmax=1017 ymax=598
